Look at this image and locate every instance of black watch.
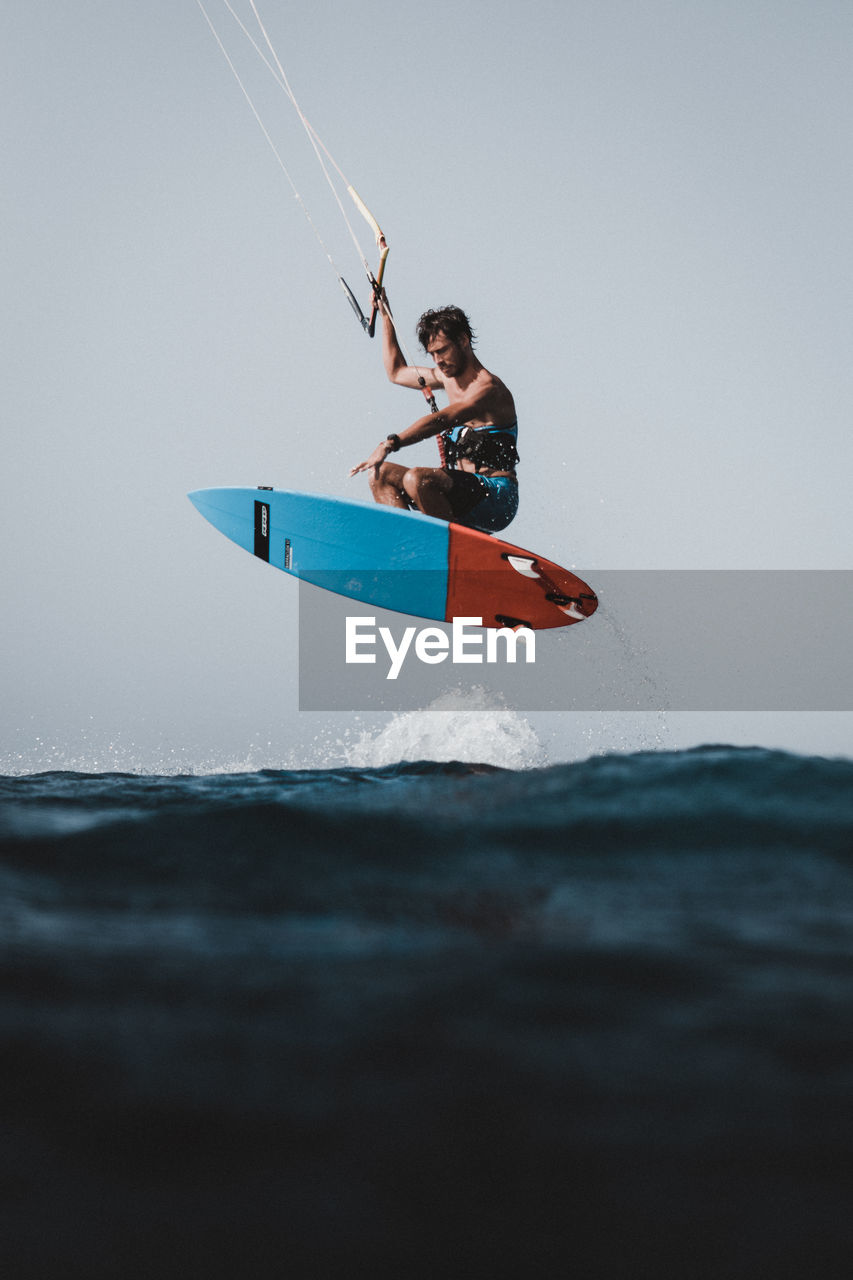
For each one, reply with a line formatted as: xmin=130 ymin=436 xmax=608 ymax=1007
xmin=386 ymin=434 xmax=401 ymax=452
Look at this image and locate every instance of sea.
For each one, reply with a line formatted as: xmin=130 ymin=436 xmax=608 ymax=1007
xmin=2 ymin=711 xmax=852 ymax=1278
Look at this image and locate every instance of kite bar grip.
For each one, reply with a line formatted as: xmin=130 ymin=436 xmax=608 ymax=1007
xmin=366 ymin=248 xmax=389 ymax=337
xmin=348 ymin=184 xmax=389 ymax=338
xmin=347 ymin=185 xmax=385 ymax=245
xmin=340 ymin=277 xmax=369 ymax=331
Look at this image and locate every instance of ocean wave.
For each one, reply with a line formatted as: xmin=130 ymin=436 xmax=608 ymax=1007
xmin=2 ymin=745 xmax=853 ymax=1276
xmin=1 ymin=749 xmax=851 ymax=930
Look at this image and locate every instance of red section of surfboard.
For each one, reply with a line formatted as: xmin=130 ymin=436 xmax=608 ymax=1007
xmin=444 ymin=524 xmax=598 ymax=631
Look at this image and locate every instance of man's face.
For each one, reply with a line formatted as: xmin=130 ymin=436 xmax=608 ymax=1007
xmin=426 ymin=330 xmax=469 ymax=379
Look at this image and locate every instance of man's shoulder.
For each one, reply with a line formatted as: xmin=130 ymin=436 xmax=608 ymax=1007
xmin=478 ymin=367 xmax=515 ymax=416
xmin=447 ymin=364 xmax=512 ymax=410
xmin=472 ymin=366 xmax=510 ymax=397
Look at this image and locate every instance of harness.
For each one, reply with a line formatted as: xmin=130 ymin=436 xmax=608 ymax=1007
xmin=438 ymin=423 xmax=520 ymax=472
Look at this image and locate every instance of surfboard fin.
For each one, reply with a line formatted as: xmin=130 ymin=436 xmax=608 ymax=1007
xmin=505 ymin=555 xmax=539 ymax=579
xmin=502 ymin=551 xmax=598 ymax=620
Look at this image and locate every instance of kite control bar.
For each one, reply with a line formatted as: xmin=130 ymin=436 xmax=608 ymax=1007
xmin=341 ymin=185 xmax=389 ymax=337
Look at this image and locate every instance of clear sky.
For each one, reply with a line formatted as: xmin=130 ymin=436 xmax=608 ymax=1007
xmin=3 ymin=0 xmax=852 ymax=771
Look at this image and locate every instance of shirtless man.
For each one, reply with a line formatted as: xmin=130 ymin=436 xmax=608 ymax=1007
xmin=349 ymin=302 xmax=519 ymax=533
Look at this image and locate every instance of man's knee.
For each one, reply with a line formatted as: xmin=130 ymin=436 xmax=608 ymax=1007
xmin=402 ymin=467 xmax=443 ymax=503
xmin=401 ymin=468 xmax=421 ymax=502
xmin=370 ymin=461 xmax=397 ymax=497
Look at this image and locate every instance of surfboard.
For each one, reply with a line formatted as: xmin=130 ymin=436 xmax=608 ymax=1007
xmin=188 ymin=487 xmax=597 ymax=631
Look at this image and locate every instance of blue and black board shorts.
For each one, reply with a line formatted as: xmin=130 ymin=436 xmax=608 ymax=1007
xmin=445 ymin=470 xmax=519 ymax=534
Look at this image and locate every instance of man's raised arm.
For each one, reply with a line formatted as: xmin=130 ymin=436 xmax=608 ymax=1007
xmin=379 ymin=296 xmax=442 ymax=391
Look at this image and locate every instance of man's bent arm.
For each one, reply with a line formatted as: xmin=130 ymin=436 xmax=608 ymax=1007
xmin=380 ymin=302 xmax=442 ymax=391
xmin=349 ymin=391 xmax=494 ymax=477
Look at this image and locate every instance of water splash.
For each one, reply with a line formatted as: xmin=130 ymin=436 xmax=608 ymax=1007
xmin=343 ymin=687 xmax=547 ymax=770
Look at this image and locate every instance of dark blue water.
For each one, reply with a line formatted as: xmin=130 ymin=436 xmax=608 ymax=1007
xmin=2 ymin=746 xmax=852 ymax=1278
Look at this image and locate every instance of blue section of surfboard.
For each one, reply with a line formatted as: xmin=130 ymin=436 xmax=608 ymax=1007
xmin=189 ymin=487 xmax=449 ymax=619
xmin=188 ymin=487 xmax=598 ymax=630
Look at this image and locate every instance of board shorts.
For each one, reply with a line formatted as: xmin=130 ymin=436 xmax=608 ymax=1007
xmin=445 ymin=470 xmax=519 ymax=533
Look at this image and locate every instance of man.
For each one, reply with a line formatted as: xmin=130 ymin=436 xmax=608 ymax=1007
xmin=349 ymin=300 xmax=519 ymax=532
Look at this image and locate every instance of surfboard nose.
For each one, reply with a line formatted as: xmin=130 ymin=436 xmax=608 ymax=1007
xmin=188 ymin=489 xmax=223 ymax=520
xmin=187 ymin=488 xmax=226 ymax=527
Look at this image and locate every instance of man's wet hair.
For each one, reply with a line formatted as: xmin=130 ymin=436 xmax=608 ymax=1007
xmin=416 ymin=306 xmax=476 ymax=351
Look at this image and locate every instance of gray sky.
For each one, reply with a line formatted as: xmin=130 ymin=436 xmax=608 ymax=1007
xmin=3 ymin=0 xmax=852 ymax=771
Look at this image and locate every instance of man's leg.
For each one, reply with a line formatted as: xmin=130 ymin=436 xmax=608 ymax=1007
xmin=370 ymin=463 xmax=456 ymax=519
xmin=402 ymin=467 xmax=455 ymax=520
xmin=369 ymin=461 xmax=411 ymax=509
xmin=368 ymin=462 xmax=457 ymax=521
